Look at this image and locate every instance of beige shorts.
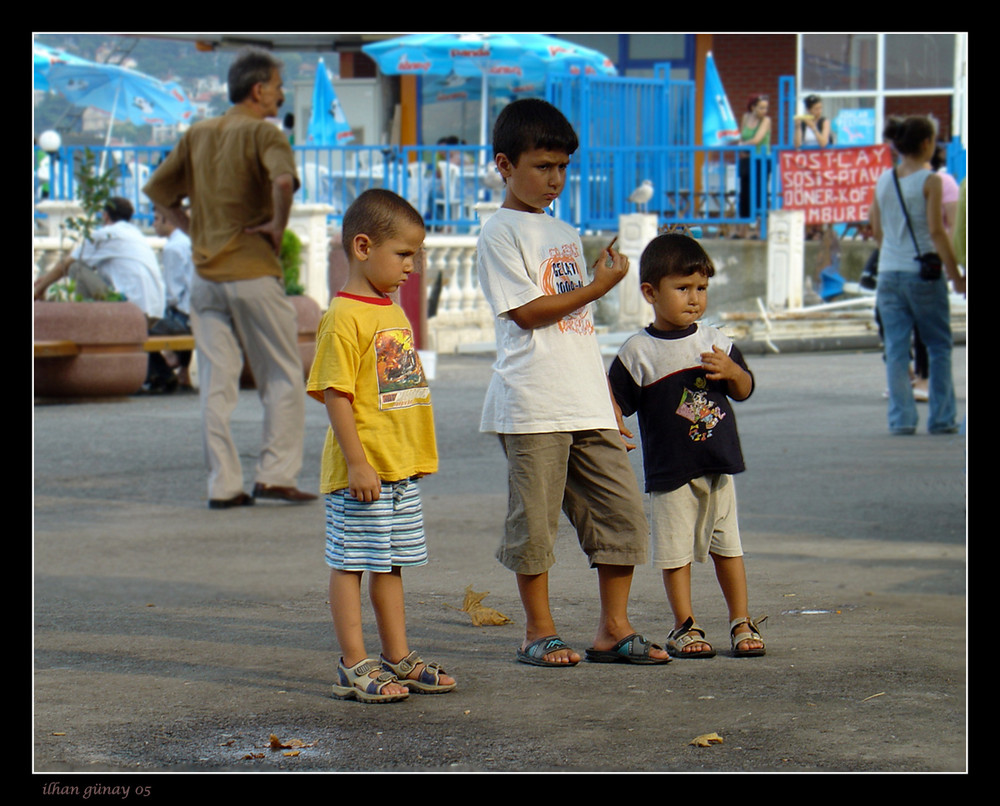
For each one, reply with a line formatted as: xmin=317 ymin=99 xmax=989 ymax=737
xmin=650 ymin=474 xmax=743 ymax=569
xmin=498 ymin=430 xmax=648 ymax=575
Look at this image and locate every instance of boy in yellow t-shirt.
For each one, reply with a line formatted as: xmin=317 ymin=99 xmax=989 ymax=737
xmin=307 ymin=189 xmax=455 ymax=703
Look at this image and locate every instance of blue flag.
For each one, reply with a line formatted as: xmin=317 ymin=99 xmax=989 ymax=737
xmin=702 ymin=52 xmax=738 ymax=146
xmin=307 ymin=58 xmax=354 ymax=145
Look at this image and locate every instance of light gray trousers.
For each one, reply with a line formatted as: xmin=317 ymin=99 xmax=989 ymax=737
xmin=190 ymin=274 xmax=305 ymax=500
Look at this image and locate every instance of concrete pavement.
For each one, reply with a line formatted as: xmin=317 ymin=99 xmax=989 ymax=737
xmin=33 ymin=345 xmax=968 ymax=781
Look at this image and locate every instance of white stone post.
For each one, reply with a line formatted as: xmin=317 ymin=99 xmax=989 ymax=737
xmin=615 ymin=213 xmax=658 ymax=330
xmin=766 ymin=209 xmax=805 ymax=310
xmin=288 ymin=203 xmax=335 ymax=307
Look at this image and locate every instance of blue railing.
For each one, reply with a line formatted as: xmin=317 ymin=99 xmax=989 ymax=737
xmin=33 ymin=145 xmax=169 ymax=225
xmin=558 ymin=144 xmax=771 ymax=234
xmin=35 ymin=143 xmax=775 ymax=235
xmin=292 ymin=143 xmax=504 ymax=232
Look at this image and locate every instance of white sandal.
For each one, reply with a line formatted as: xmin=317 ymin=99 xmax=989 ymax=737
xmin=331 ymin=658 xmax=409 ymax=703
xmin=730 ymin=616 xmax=767 ymax=657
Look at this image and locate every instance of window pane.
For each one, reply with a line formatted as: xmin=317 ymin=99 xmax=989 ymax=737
xmin=802 ymin=34 xmax=878 ymax=91
xmin=884 ymin=34 xmax=955 ymax=90
xmin=562 ymin=35 xmax=619 ymax=64
xmin=628 ymin=34 xmax=685 ymax=61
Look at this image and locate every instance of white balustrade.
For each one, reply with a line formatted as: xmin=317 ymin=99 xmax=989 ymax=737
xmin=421 ymin=234 xmax=493 ymax=353
xmin=32 ymin=207 xmax=495 ymax=353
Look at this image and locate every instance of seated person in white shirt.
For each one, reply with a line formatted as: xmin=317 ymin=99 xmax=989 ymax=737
xmin=148 ymin=204 xmax=195 ymax=389
xmin=34 ymin=196 xmax=165 ymax=321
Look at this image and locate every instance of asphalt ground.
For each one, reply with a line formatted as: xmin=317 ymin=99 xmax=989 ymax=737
xmin=31 ymin=344 xmax=969 ymax=788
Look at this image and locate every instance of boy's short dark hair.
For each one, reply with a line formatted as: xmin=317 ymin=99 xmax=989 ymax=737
xmin=341 ymin=188 xmax=425 ymax=255
xmin=228 ymin=48 xmax=282 ymax=104
xmin=640 ymin=233 xmax=716 ymax=287
xmin=104 ymin=196 xmax=134 ymax=222
xmin=492 ymin=98 xmax=579 ymax=164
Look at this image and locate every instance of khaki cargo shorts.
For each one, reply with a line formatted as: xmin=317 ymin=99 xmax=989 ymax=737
xmin=497 ymin=429 xmax=648 ymax=575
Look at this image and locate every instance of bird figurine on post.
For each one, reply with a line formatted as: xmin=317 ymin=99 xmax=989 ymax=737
xmin=628 ymin=179 xmax=654 ymax=213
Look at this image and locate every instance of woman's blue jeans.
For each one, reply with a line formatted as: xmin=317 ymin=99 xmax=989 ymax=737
xmin=876 ymin=271 xmax=956 ymax=434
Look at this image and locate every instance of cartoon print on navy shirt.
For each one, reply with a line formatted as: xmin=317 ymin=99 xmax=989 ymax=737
xmin=675 ymin=377 xmax=726 ymax=442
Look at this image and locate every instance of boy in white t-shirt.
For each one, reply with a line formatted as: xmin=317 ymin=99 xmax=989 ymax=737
xmin=478 ymin=98 xmax=669 ymax=667
xmin=307 ymin=189 xmax=456 ymax=702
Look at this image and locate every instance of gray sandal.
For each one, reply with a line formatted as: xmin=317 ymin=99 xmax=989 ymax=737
xmin=584 ymin=633 xmax=671 ymax=665
xmin=666 ymin=616 xmax=716 ymax=659
xmin=730 ymin=616 xmax=767 ymax=657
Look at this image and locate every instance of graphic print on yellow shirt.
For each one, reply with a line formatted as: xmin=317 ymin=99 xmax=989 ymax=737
xmin=375 ymin=327 xmax=431 ymax=411
xmin=538 ymin=242 xmax=594 ymax=336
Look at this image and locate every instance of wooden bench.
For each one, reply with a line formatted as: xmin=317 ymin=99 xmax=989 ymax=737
xmin=34 ymin=335 xmax=195 ymax=359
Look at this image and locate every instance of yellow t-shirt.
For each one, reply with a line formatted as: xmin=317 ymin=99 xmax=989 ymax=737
xmin=307 ymin=294 xmax=438 ymax=493
xmin=142 ymin=106 xmax=299 ymax=283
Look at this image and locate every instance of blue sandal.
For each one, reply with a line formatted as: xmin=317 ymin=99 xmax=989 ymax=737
xmin=585 ymin=633 xmax=671 ymax=665
xmin=331 ymin=658 xmax=409 ymax=703
xmin=516 ymin=635 xmax=579 ymax=667
xmin=380 ymin=651 xmax=456 ymax=694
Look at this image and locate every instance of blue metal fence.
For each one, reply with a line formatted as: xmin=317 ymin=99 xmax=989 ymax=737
xmin=32 ymin=68 xmax=968 ymax=236
xmin=34 ymin=141 xmax=775 ymax=234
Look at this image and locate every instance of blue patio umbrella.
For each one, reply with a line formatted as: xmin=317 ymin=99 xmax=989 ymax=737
xmin=306 ymin=58 xmax=354 ymax=146
xmin=47 ymin=61 xmax=192 ymax=138
xmin=163 ymin=81 xmax=196 ymax=125
xmin=362 ymin=33 xmax=616 ymax=148
xmin=33 ymin=42 xmax=93 ymax=92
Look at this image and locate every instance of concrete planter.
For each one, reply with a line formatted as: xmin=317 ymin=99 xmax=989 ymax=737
xmin=290 ymin=294 xmax=323 ymax=379
xmin=34 ymin=300 xmax=149 ymax=398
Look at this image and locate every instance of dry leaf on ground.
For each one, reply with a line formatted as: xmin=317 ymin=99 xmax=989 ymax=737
xmin=447 ymin=585 xmax=513 ymax=626
xmin=689 ymin=732 xmax=724 ymax=747
xmin=269 ymin=735 xmax=313 ymax=750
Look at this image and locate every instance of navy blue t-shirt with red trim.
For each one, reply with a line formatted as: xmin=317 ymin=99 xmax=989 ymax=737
xmin=608 ymin=323 xmax=753 ymax=493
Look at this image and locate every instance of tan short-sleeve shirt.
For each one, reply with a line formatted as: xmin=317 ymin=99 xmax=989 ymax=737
xmin=143 ymin=106 xmax=299 ymax=283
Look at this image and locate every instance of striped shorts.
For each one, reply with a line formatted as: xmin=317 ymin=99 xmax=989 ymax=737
xmin=324 ymin=478 xmax=428 ymax=572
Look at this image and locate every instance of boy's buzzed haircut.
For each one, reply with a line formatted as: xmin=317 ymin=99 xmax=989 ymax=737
xmin=341 ymin=188 xmax=425 ymax=255
xmin=228 ymin=48 xmax=282 ymax=104
xmin=492 ymin=98 xmax=579 ymax=164
xmin=640 ymin=233 xmax=716 ymax=287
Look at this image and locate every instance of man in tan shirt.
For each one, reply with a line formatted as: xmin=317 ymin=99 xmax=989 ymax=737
xmin=144 ymin=48 xmax=316 ymax=509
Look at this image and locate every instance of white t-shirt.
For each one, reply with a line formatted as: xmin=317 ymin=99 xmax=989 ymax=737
xmin=477 ymin=208 xmax=616 ymax=434
xmin=161 ymin=228 xmax=194 ymax=314
xmin=73 ymin=220 xmax=165 ymax=318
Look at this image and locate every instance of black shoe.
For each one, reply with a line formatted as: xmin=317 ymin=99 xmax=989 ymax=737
xmin=208 ymin=492 xmax=255 ymax=510
xmin=252 ymin=483 xmax=317 ymax=503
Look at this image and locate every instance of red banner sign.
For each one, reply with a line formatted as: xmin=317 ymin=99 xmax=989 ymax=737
xmin=779 ymin=145 xmax=893 ymax=224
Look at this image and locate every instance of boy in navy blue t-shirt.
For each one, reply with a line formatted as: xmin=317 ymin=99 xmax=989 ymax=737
xmin=609 ymin=233 xmax=766 ymax=659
